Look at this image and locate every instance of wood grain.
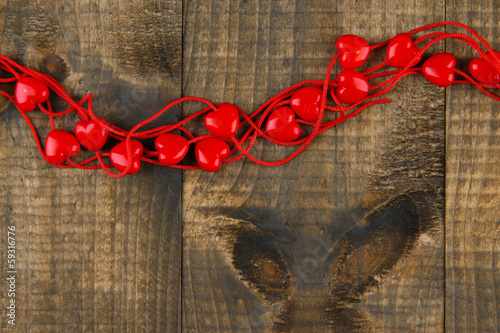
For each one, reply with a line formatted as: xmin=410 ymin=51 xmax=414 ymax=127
xmin=445 ymin=3 xmax=500 ymax=332
xmin=182 ymin=0 xmax=445 ymax=331
xmin=2 ymin=0 xmax=500 ymax=331
xmin=0 ymin=1 xmax=182 ymax=332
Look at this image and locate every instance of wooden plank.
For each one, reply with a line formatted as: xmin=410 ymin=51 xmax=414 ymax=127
xmin=444 ymin=4 xmax=500 ymax=332
xmin=0 ymin=1 xmax=182 ymax=331
xmin=182 ymin=0 xmax=445 ymax=331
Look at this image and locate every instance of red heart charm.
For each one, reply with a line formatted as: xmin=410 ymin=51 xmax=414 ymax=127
xmin=15 ymin=77 xmax=49 ymax=112
xmin=45 ymin=130 xmax=80 ymax=165
xmin=335 ymin=34 xmax=370 ymax=69
xmin=204 ymin=103 xmax=240 ymax=137
xmin=290 ymin=86 xmax=322 ymax=121
xmin=265 ymin=106 xmax=302 ymax=142
xmin=469 ymin=50 xmax=500 ymax=84
xmin=386 ymin=33 xmax=421 ymax=68
xmin=195 ymin=138 xmax=230 ymax=172
xmin=74 ymin=118 xmax=108 ymax=151
xmin=422 ymin=52 xmax=457 ymax=87
xmin=155 ymin=133 xmax=189 ymax=166
xmin=110 ymin=140 xmax=143 ymax=174
xmin=332 ymin=69 xmax=369 ymax=104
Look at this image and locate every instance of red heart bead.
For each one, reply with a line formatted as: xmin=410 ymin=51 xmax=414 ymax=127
xmin=155 ymin=133 xmax=189 ymax=166
xmin=469 ymin=50 xmax=500 ymax=84
xmin=74 ymin=118 xmax=108 ymax=151
xmin=422 ymin=52 xmax=457 ymax=87
xmin=195 ymin=138 xmax=230 ymax=172
xmin=332 ymin=69 xmax=369 ymax=104
xmin=45 ymin=130 xmax=80 ymax=165
xmin=265 ymin=106 xmax=302 ymax=142
xmin=335 ymin=34 xmax=370 ymax=69
xmin=15 ymin=77 xmax=49 ymax=112
xmin=204 ymin=103 xmax=240 ymax=137
xmin=290 ymin=86 xmax=322 ymax=121
xmin=110 ymin=140 xmax=143 ymax=174
xmin=386 ymin=33 xmax=421 ymax=68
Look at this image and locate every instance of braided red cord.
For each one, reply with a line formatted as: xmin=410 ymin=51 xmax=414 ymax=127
xmin=1 ymin=21 xmax=499 ymax=177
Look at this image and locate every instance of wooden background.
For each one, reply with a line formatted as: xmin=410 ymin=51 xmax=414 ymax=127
xmin=0 ymin=0 xmax=498 ymax=332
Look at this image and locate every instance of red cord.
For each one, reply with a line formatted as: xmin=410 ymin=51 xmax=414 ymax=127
xmin=1 ymin=21 xmax=499 ymax=177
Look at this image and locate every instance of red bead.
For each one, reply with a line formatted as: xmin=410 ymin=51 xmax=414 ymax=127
xmin=332 ymin=69 xmax=369 ymax=104
xmin=45 ymin=130 xmax=80 ymax=165
xmin=74 ymin=118 xmax=108 ymax=151
xmin=290 ymin=86 xmax=322 ymax=121
xmin=335 ymin=34 xmax=370 ymax=69
xmin=469 ymin=50 xmax=500 ymax=84
xmin=155 ymin=133 xmax=189 ymax=166
xmin=110 ymin=140 xmax=143 ymax=174
xmin=15 ymin=77 xmax=49 ymax=112
xmin=422 ymin=52 xmax=457 ymax=87
xmin=386 ymin=33 xmax=421 ymax=68
xmin=204 ymin=103 xmax=240 ymax=137
xmin=265 ymin=106 xmax=302 ymax=142
xmin=195 ymin=138 xmax=230 ymax=172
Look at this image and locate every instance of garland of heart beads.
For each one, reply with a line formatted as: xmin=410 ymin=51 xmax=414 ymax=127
xmin=0 ymin=21 xmax=499 ymax=177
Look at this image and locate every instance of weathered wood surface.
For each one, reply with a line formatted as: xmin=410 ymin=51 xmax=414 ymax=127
xmin=0 ymin=0 xmax=499 ymax=332
xmin=445 ymin=3 xmax=500 ymax=333
xmin=182 ymin=0 xmax=445 ymax=332
xmin=0 ymin=1 xmax=183 ymax=332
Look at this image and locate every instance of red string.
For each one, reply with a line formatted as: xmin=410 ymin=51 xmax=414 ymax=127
xmin=0 ymin=21 xmax=499 ymax=177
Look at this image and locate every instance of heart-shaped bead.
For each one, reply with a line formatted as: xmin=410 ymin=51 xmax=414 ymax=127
xmin=290 ymin=86 xmax=323 ymax=121
xmin=332 ymin=69 xmax=369 ymax=104
xmin=422 ymin=52 xmax=457 ymax=87
xmin=335 ymin=34 xmax=370 ymax=69
xmin=45 ymin=130 xmax=80 ymax=165
xmin=15 ymin=77 xmax=49 ymax=112
xmin=386 ymin=33 xmax=421 ymax=68
xmin=74 ymin=118 xmax=108 ymax=151
xmin=204 ymin=103 xmax=240 ymax=137
xmin=195 ymin=138 xmax=230 ymax=172
xmin=469 ymin=50 xmax=500 ymax=84
xmin=110 ymin=140 xmax=143 ymax=174
xmin=155 ymin=133 xmax=189 ymax=166
xmin=265 ymin=106 xmax=302 ymax=142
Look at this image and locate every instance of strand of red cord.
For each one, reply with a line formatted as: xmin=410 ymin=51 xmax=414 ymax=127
xmin=0 ymin=21 xmax=499 ymax=177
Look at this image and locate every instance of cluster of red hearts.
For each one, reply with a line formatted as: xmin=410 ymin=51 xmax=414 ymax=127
xmin=1 ymin=21 xmax=499 ymax=177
